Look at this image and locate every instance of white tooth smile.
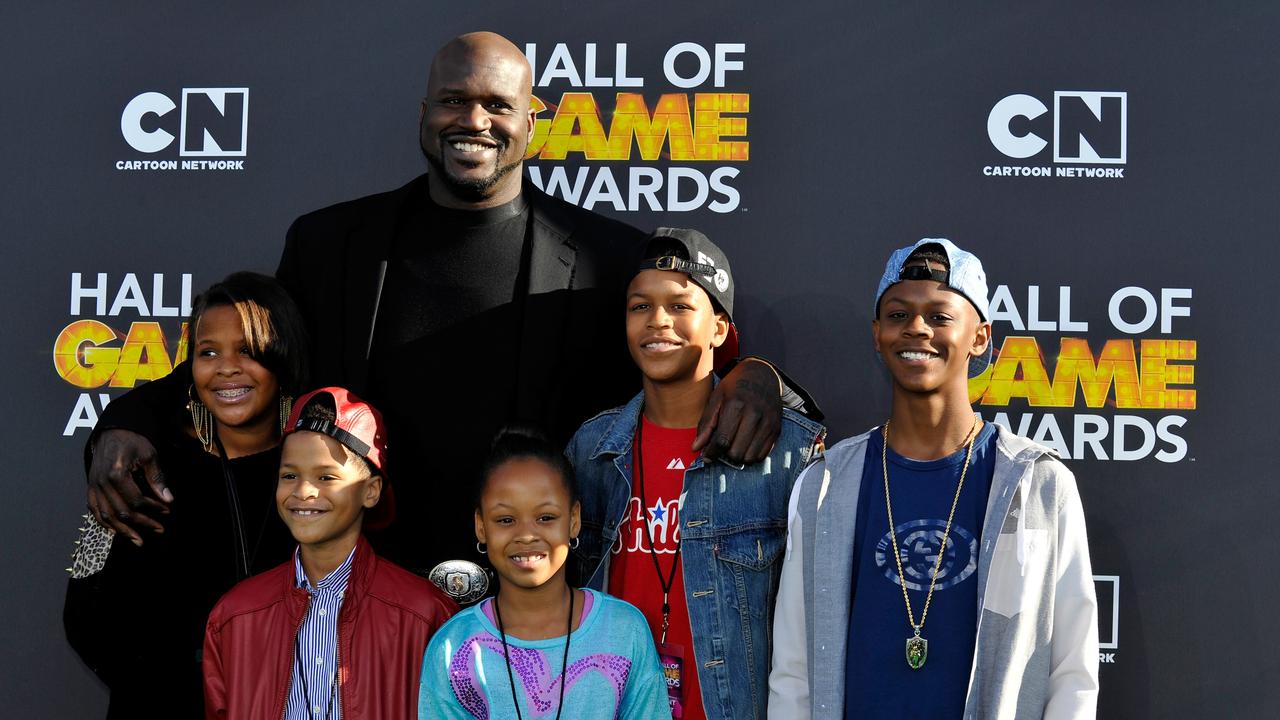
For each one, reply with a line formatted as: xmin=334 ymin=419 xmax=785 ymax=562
xmin=215 ymin=387 xmax=250 ymax=399
xmin=644 ymin=342 xmax=679 ymax=350
xmin=898 ymin=351 xmax=936 ymax=361
xmin=510 ymin=553 xmax=547 ymax=564
xmin=450 ymin=141 xmax=493 ymax=153
xmin=292 ymin=509 xmax=325 ymax=516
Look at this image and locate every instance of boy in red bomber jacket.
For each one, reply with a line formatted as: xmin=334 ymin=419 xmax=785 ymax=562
xmin=203 ymin=387 xmax=456 ymax=719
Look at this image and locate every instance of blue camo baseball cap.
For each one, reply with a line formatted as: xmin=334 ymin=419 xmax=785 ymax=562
xmin=874 ymin=238 xmax=993 ymax=378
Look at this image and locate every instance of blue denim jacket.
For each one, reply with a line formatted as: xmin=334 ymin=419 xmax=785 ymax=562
xmin=566 ymin=390 xmax=824 ymax=720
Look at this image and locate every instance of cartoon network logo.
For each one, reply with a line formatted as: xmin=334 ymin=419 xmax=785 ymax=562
xmin=983 ymin=91 xmax=1126 ymax=180
xmin=116 ymin=88 xmax=248 ymax=171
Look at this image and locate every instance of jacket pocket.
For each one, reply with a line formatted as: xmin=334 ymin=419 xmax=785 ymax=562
xmin=982 ymin=528 xmax=1050 ymax=619
xmin=713 ymin=526 xmax=787 ymax=572
xmin=707 ymin=527 xmax=788 ymax=718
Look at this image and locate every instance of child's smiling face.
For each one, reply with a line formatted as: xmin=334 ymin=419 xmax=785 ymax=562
xmin=192 ymin=304 xmax=280 ymax=441
xmin=277 ymin=431 xmax=381 ymax=550
xmin=475 ymin=457 xmax=581 ymax=591
xmin=626 ymin=269 xmax=729 ymax=387
xmin=873 ymin=274 xmax=990 ymax=397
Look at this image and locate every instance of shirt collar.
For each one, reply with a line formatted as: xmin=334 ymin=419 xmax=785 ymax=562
xmin=293 ymin=545 xmax=357 ymax=593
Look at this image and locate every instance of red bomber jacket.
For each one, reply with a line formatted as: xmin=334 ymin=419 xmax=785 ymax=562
xmin=203 ymin=537 xmax=457 ymax=720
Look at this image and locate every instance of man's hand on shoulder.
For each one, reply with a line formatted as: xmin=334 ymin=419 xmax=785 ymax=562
xmin=87 ymin=429 xmax=172 ymax=546
xmin=693 ymin=358 xmax=783 ymax=465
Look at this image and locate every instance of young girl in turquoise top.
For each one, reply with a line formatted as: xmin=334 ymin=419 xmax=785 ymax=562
xmin=418 ymin=428 xmax=670 ymax=719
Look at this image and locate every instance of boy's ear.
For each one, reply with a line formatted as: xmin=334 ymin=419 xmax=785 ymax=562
xmin=871 ymin=319 xmax=883 ymax=354
xmin=570 ymin=500 xmax=582 ymax=540
xmin=362 ymin=473 xmax=383 ymax=509
xmin=474 ymin=509 xmax=487 ymax=545
xmin=710 ymin=311 xmax=730 ymax=349
xmin=970 ymin=321 xmax=992 ymax=360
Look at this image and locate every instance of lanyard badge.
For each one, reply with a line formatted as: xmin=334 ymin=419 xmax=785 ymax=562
xmin=659 ymin=641 xmax=686 ymax=718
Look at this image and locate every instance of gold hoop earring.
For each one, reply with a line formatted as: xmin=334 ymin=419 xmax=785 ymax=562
xmin=188 ymin=385 xmax=213 ymax=453
xmin=279 ymin=395 xmax=294 ymax=435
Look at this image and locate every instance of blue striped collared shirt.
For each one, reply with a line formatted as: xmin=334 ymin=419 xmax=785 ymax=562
xmin=285 ymin=547 xmax=355 ymax=720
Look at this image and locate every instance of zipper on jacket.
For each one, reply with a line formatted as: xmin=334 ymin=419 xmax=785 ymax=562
xmin=334 ymin=615 xmax=344 ymax=719
xmin=280 ymin=594 xmax=311 ymax=720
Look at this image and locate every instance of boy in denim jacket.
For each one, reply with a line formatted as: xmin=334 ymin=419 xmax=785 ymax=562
xmin=567 ymin=228 xmax=824 ymax=720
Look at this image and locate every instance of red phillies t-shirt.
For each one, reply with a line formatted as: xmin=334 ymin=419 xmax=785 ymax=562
xmin=608 ymin=416 xmax=704 ymax=720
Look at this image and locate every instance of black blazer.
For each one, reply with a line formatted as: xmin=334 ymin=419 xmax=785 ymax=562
xmin=274 ymin=173 xmax=645 ymax=440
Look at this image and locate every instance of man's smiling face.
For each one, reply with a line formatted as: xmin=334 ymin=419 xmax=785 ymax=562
xmin=419 ymin=35 xmax=536 ymax=208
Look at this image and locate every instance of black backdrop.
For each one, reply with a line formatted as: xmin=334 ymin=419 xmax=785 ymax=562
xmin=4 ymin=2 xmax=1278 ymax=717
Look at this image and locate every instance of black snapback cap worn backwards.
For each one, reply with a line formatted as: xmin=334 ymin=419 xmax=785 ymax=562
xmin=636 ymin=227 xmax=734 ymax=320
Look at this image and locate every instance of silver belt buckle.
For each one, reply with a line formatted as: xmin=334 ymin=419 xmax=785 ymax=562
xmin=428 ymin=559 xmax=489 ymax=604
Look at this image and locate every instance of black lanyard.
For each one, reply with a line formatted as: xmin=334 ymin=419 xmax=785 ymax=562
xmin=634 ymin=420 xmax=682 ymax=645
xmin=494 ymin=587 xmax=573 ymax=720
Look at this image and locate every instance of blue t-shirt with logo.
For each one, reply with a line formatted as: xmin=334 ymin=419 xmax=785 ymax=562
xmin=844 ymin=422 xmax=997 ymax=718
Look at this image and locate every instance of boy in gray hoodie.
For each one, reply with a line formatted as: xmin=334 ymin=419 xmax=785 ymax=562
xmin=767 ymin=239 xmax=1098 ymax=719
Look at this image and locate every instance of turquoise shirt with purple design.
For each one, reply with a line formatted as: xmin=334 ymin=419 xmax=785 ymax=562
xmin=418 ymin=588 xmax=671 ymax=719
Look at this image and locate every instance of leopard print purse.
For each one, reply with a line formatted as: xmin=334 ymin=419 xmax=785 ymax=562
xmin=67 ymin=514 xmax=114 ymax=579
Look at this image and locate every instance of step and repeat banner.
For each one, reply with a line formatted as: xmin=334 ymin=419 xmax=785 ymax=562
xmin=4 ymin=2 xmax=1277 ymax=717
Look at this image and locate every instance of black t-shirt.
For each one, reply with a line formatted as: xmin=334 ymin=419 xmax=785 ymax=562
xmin=375 ymin=192 xmax=529 ymax=347
xmin=368 ymin=191 xmax=533 ymax=569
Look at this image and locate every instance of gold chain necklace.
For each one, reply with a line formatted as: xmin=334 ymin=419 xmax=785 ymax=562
xmin=882 ymin=416 xmax=979 ymax=670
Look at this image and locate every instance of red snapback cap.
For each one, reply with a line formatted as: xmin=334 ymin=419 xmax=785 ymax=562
xmin=284 ymin=387 xmax=395 ymax=530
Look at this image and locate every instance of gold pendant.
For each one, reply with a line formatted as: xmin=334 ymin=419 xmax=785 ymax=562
xmin=906 ymin=635 xmax=928 ymax=670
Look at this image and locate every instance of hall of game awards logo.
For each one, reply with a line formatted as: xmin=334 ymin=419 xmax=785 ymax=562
xmin=973 ymin=283 xmax=1195 ymax=463
xmin=53 ymin=272 xmax=193 ymax=435
xmin=116 ymin=88 xmax=248 ymax=171
xmin=523 ymin=41 xmax=749 ymax=213
xmin=982 ymin=91 xmax=1127 ymax=180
